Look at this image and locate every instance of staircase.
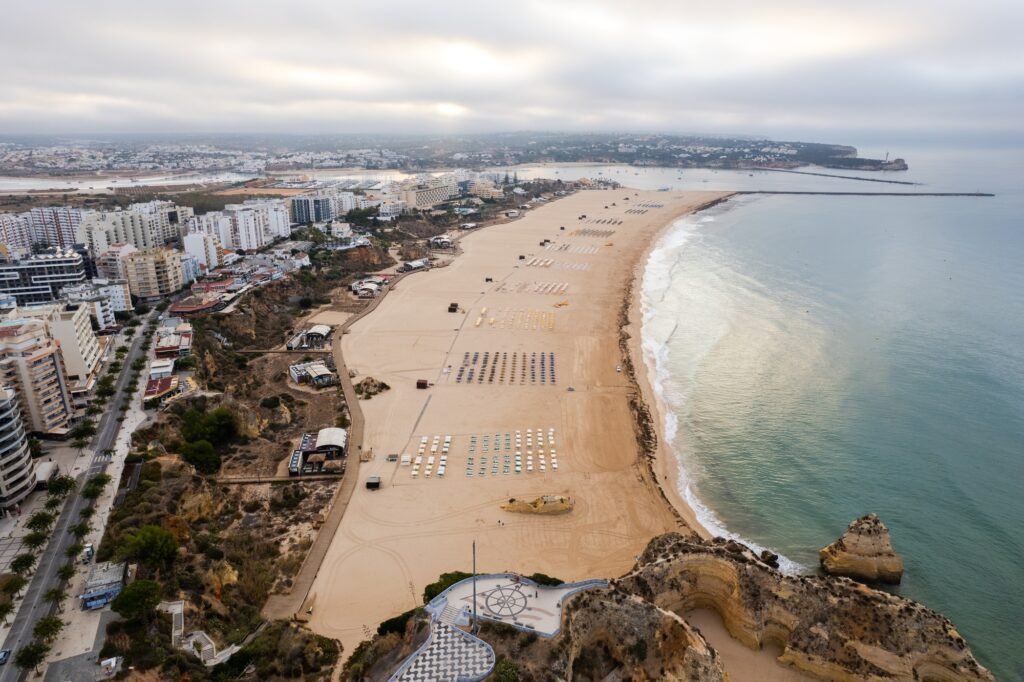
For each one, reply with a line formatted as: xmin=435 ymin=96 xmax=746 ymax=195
xmin=438 ymin=602 xmax=463 ymax=626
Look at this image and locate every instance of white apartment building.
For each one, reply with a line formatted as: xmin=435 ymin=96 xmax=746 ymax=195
xmin=29 ymin=207 xmax=82 ymax=248
xmin=76 ymin=209 xmax=155 ymax=254
xmin=19 ymin=303 xmax=102 ymax=388
xmin=188 ymin=212 xmax=235 ymax=249
xmin=332 ymin=191 xmax=358 ymax=214
xmin=0 ymin=213 xmax=32 ymax=257
xmin=240 ymin=199 xmax=290 ymax=238
xmin=183 ymin=231 xmax=223 ymax=272
xmin=376 ymin=201 xmax=405 ymax=219
xmin=228 ymin=208 xmax=267 ymax=251
xmin=92 ymin=278 xmax=131 ymax=312
xmin=60 ymin=281 xmax=118 ymax=330
xmin=129 ymin=200 xmax=194 ymax=243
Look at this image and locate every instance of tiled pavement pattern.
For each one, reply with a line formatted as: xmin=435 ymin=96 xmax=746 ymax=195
xmin=394 ymin=622 xmax=494 ymax=682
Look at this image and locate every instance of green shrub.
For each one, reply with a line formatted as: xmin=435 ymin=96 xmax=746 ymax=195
xmin=377 ymin=607 xmax=422 ymax=636
xmin=422 ymin=571 xmax=472 ymax=604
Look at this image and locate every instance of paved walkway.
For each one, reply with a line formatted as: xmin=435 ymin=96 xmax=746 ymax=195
xmin=387 ymin=574 xmax=606 ymax=682
xmin=393 ymin=622 xmax=493 ymax=682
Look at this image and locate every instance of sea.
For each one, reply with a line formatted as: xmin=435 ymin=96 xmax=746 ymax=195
xmin=589 ymin=152 xmax=1020 ymax=681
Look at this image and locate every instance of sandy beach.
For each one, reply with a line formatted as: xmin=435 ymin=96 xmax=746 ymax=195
xmin=305 ymin=189 xmax=718 ymax=648
xmin=305 ymin=188 xmax=811 ymax=679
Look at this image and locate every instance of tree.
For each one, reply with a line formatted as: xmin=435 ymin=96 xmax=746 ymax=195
xmin=33 ymin=616 xmax=64 ymax=643
xmin=82 ymin=473 xmax=111 ymax=500
xmin=10 ymin=553 xmax=36 ymax=576
xmin=27 ymin=437 xmax=43 ymax=458
xmin=69 ymin=522 xmax=91 ymax=539
xmin=23 ymin=530 xmax=49 ymax=551
xmin=68 ymin=418 xmax=97 ymax=442
xmin=57 ymin=562 xmax=76 ymax=581
xmin=47 ymin=474 xmax=76 ymax=498
xmin=47 ymin=473 xmax=75 ymax=493
xmin=180 ymin=440 xmax=220 ymax=474
xmin=14 ymin=641 xmax=49 ymax=673
xmin=0 ymin=601 xmax=13 ymax=625
xmin=44 ymin=496 xmax=63 ymax=512
xmin=122 ymin=525 xmax=178 ymax=567
xmin=65 ymin=543 xmax=84 ymax=560
xmin=43 ymin=588 xmax=66 ymax=608
xmin=27 ymin=510 xmax=56 ymax=532
xmin=111 ymin=580 xmax=161 ymax=621
xmin=1 ymin=575 xmax=26 ymax=596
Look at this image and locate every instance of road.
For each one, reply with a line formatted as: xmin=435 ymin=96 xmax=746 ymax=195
xmin=0 ymin=315 xmax=151 ymax=681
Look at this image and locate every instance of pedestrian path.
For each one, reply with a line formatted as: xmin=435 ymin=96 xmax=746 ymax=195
xmin=388 ymin=574 xmax=607 ymax=682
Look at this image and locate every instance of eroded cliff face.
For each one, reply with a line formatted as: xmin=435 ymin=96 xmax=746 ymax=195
xmin=556 ymin=588 xmax=726 ymax=681
xmin=820 ymin=513 xmax=904 ymax=584
xmin=617 ymin=534 xmax=992 ymax=682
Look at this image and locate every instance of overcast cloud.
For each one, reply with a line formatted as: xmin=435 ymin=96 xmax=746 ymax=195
xmin=1 ymin=0 xmax=1021 ymax=143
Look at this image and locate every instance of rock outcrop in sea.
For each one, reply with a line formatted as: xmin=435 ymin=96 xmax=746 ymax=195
xmin=819 ymin=513 xmax=904 ymax=584
xmin=354 ymin=533 xmax=992 ymax=681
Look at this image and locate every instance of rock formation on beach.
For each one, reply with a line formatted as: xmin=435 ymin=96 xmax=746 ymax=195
xmin=354 ymin=533 xmax=991 ymax=681
xmin=819 ymin=513 xmax=904 ymax=584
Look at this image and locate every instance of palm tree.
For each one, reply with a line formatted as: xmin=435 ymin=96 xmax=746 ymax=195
xmin=0 ymin=601 xmax=14 ymax=626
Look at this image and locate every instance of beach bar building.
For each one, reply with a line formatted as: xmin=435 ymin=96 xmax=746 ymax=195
xmin=288 ymin=427 xmax=348 ymax=475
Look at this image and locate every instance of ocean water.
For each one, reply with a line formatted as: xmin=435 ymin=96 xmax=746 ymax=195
xmin=639 ymin=152 xmax=1024 ymax=680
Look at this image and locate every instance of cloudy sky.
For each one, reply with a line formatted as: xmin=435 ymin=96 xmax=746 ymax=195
xmin=1 ymin=0 xmax=1021 ymax=144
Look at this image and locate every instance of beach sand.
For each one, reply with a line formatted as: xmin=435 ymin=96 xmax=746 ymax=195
xmin=306 ymin=189 xmax=812 ymax=679
xmin=306 ymin=189 xmax=717 ymax=649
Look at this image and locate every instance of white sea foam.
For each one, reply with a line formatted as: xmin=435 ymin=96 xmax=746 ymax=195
xmin=640 ymin=199 xmax=805 ymax=575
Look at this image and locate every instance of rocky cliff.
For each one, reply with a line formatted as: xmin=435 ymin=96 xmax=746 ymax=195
xmin=618 ymin=534 xmax=991 ymax=681
xmin=820 ymin=513 xmax=904 ymax=584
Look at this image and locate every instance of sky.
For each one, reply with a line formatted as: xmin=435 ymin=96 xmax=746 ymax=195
xmin=1 ymin=0 xmax=1022 ymax=145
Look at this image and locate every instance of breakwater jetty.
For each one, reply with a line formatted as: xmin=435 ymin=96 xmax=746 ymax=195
xmin=736 ymin=190 xmax=994 ymax=197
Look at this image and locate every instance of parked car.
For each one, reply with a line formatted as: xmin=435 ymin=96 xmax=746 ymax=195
xmin=0 ymin=649 xmax=11 ymax=665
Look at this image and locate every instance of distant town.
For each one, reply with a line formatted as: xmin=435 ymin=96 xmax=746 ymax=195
xmin=0 ymin=132 xmax=907 ymax=176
